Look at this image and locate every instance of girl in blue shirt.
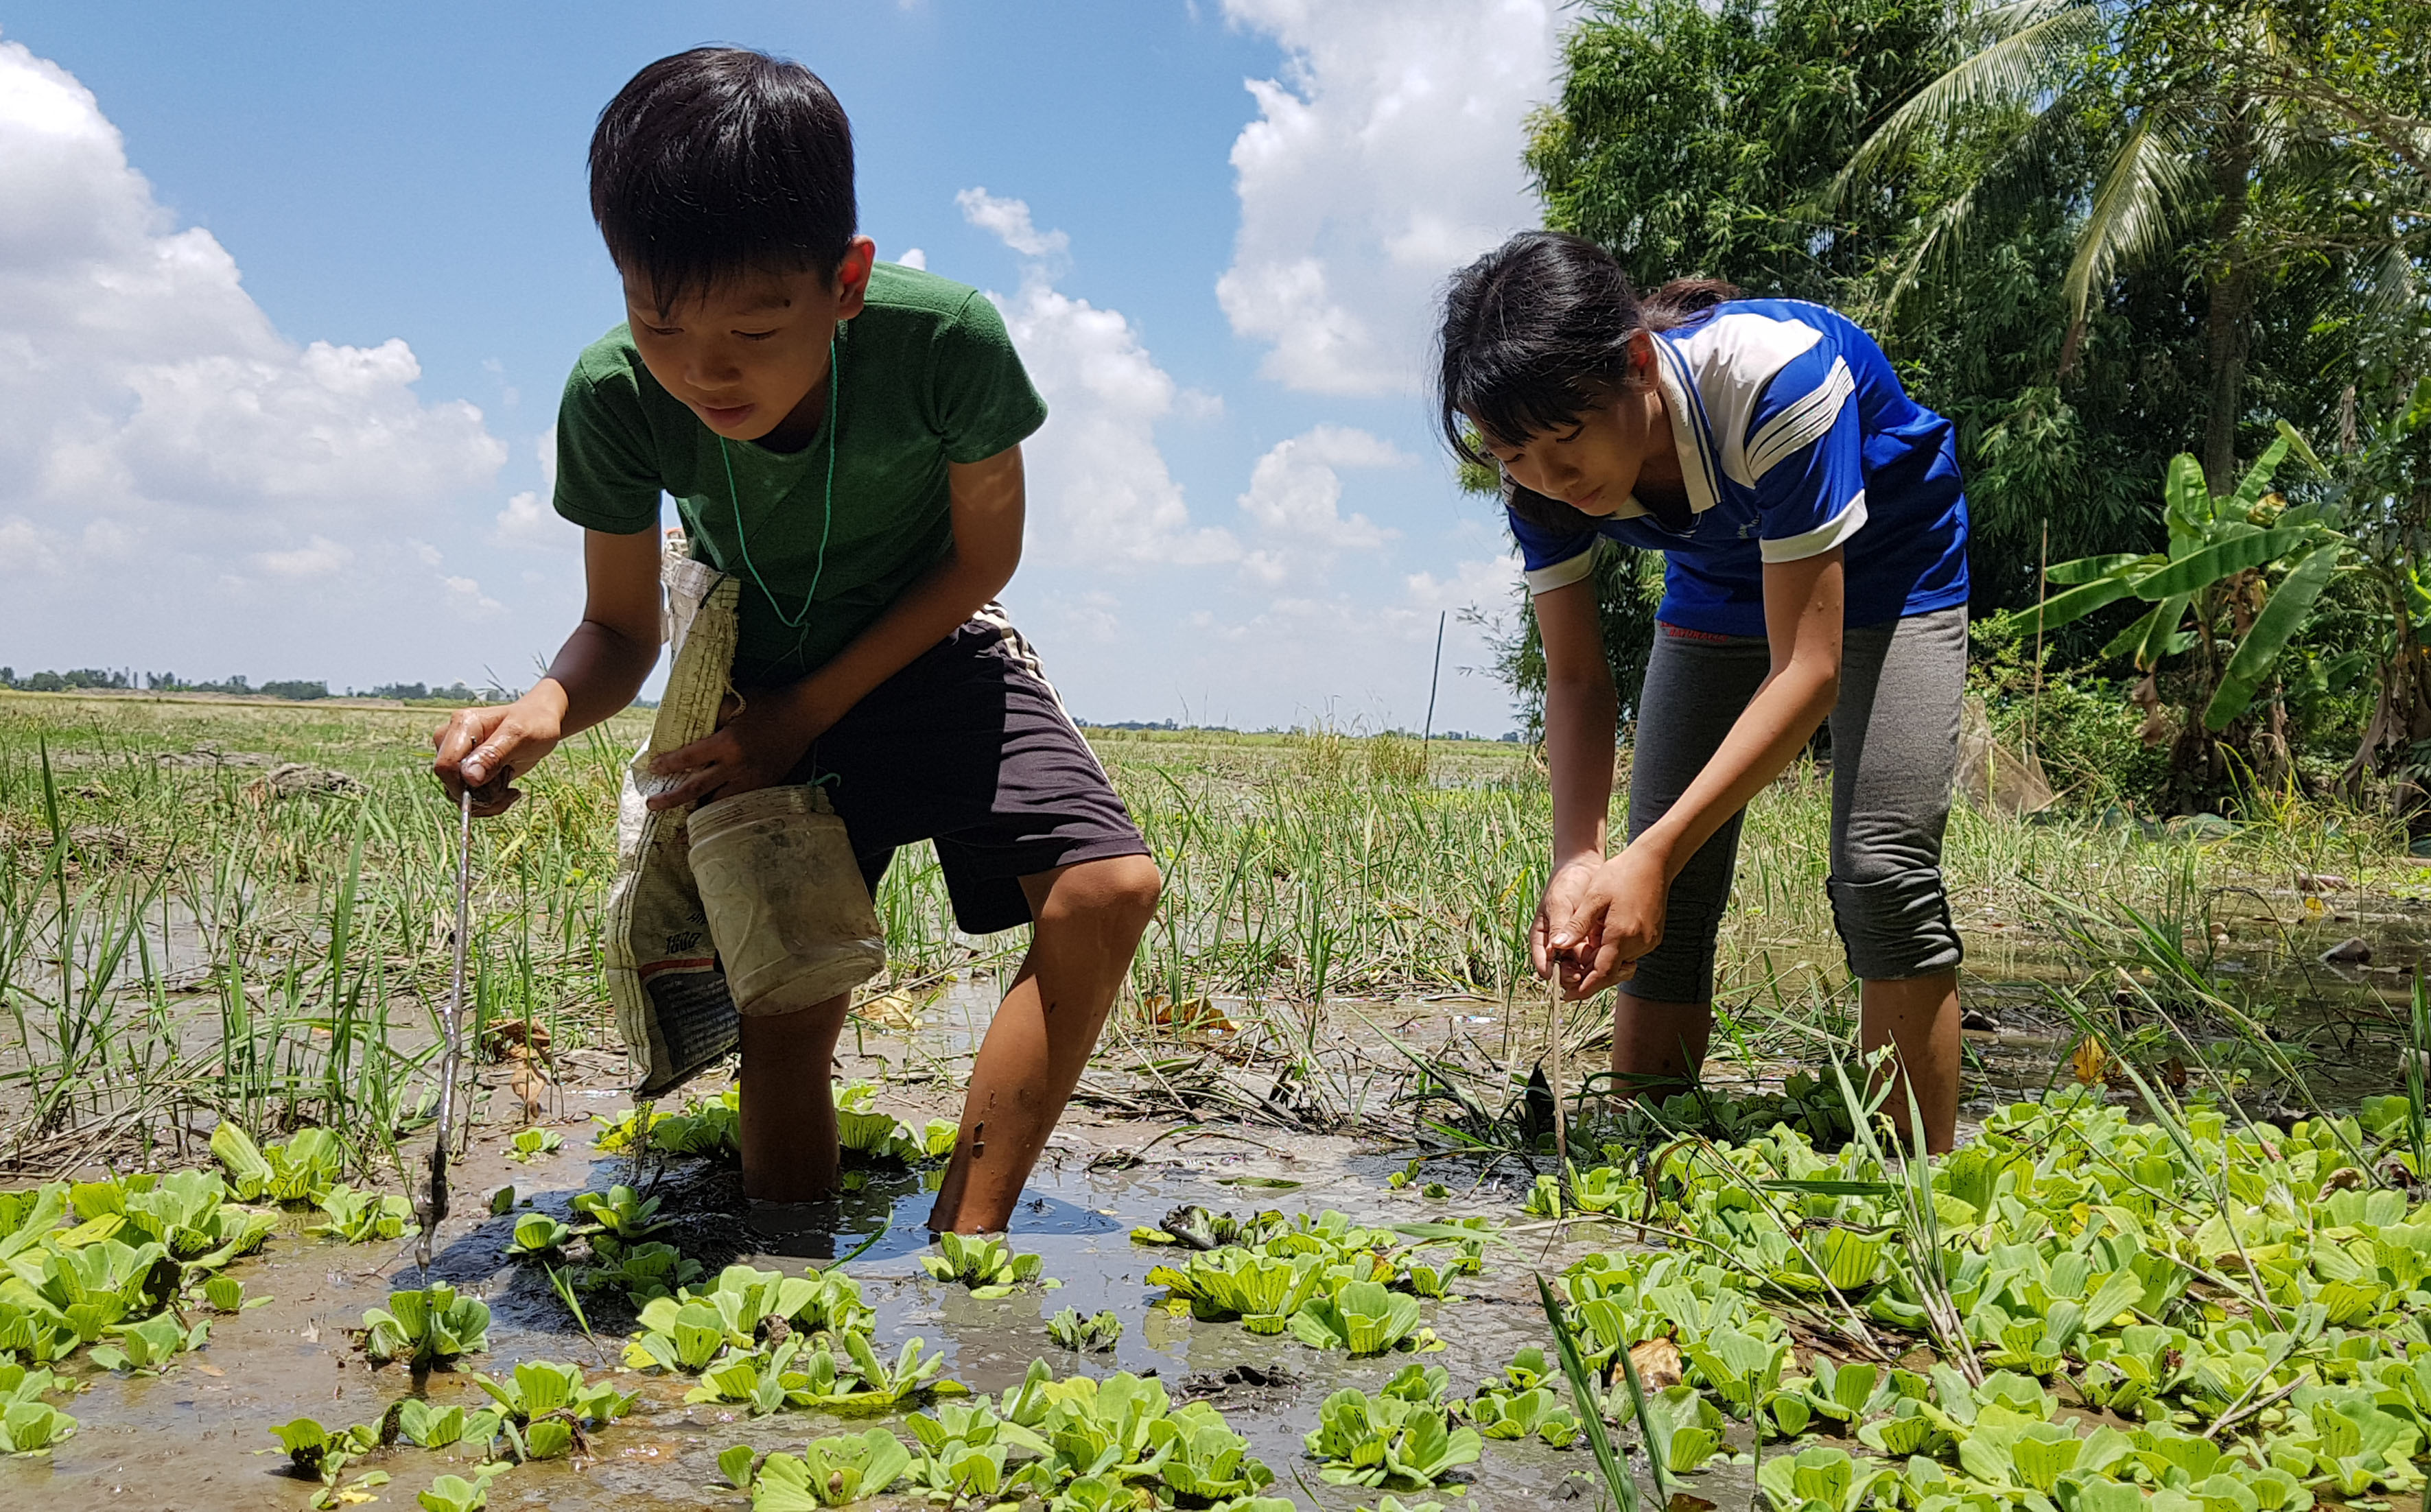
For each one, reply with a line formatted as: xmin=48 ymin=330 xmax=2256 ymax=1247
xmin=1438 ymin=232 xmax=1969 ymax=1150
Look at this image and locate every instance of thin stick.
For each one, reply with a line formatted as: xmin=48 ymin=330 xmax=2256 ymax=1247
xmin=2031 ymin=517 xmax=2049 ymax=757
xmin=418 ymin=788 xmax=474 ymax=1277
xmin=1545 ymin=971 xmax=1571 ymax=1190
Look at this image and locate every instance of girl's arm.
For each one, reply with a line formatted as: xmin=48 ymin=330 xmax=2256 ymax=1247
xmin=644 ymin=444 xmax=1026 ymax=810
xmin=432 ymin=525 xmax=663 ymax=815
xmin=1532 ymin=576 xmax=1619 ymax=980
xmin=1551 ymin=548 xmax=1844 ymax=996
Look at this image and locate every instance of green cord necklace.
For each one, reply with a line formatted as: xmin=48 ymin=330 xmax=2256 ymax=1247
xmin=716 ymin=335 xmax=840 ymax=641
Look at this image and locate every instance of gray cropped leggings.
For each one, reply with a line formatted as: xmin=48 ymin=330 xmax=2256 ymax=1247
xmin=1622 ymin=606 xmax=1966 ymax=1004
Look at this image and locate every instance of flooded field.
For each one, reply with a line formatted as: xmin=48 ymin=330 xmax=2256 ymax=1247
xmin=8 ymin=692 xmax=2431 ymax=1511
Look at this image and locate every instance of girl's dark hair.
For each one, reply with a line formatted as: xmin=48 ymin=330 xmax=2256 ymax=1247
xmin=589 ymin=47 xmax=857 ymax=316
xmin=1437 ymin=231 xmax=1738 ymax=533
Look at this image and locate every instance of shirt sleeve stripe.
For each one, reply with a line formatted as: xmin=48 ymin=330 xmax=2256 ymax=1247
xmin=1524 ymin=550 xmax=1597 ymax=596
xmin=1759 ymin=490 xmax=1868 ymax=563
xmin=1745 ymin=357 xmax=1854 ymax=482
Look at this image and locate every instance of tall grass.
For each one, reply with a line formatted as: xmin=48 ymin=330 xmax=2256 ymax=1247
xmin=0 ymin=690 xmax=2410 ymax=1174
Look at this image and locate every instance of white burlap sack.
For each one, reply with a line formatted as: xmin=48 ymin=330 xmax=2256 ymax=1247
xmin=604 ymin=543 xmax=743 ymax=1097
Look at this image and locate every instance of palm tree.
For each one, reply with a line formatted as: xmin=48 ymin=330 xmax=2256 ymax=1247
xmin=1833 ymin=0 xmax=2421 ymax=494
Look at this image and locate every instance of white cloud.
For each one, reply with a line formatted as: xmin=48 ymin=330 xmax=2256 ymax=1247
xmin=962 ymin=189 xmax=1238 ymax=570
xmin=1236 ymin=424 xmax=1403 ymax=550
xmin=1405 ymin=552 xmax=1523 ymax=614
xmin=955 ymin=189 xmax=1070 ymax=261
xmin=894 ymin=246 xmax=928 ymax=271
xmin=1215 ymin=0 xmax=1559 ymax=394
xmin=257 ymin=535 xmax=353 ymax=579
xmin=493 ymin=490 xmax=563 ymax=549
xmin=0 ymin=35 xmax=507 ymax=649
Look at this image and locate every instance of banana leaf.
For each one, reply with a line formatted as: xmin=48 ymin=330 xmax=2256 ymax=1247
xmin=2023 ymin=573 xmax=2141 ymax=633
xmin=2204 ymin=543 xmax=2344 ymax=730
xmin=2131 ymin=525 xmax=2320 ymax=600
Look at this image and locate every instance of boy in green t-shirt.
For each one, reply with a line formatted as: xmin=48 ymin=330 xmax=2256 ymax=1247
xmin=432 ymin=47 xmax=1160 ymax=1233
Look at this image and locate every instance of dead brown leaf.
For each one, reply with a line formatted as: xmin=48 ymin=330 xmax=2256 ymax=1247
xmin=2069 ymin=1033 xmax=2111 ymax=1087
xmin=1628 ymin=1336 xmax=1684 ymax=1391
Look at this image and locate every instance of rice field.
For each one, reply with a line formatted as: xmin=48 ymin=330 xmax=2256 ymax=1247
xmin=4 ymin=687 xmax=2430 ymax=1510
xmin=0 ymin=687 xmax=2418 ymax=1175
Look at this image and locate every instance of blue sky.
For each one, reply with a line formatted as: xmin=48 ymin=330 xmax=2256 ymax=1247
xmin=0 ymin=1 xmax=1562 ymax=733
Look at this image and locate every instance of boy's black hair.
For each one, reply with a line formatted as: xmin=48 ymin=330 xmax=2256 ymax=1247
xmin=589 ymin=47 xmax=857 ymax=316
xmin=1437 ymin=231 xmax=1737 ymax=534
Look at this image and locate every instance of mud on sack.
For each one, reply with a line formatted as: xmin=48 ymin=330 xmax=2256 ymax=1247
xmin=688 ymin=784 xmax=882 ymax=1015
xmin=604 ymin=541 xmax=753 ymax=1096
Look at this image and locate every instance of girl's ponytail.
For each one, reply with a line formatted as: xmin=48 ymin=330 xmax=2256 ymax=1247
xmin=1437 ymin=233 xmax=1739 ymax=535
xmin=1641 ymin=277 xmax=1741 ymax=331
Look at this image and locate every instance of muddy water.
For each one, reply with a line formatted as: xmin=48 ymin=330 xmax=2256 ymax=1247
xmin=0 ymin=1104 xmax=1669 ymax=1512
xmin=8 ymin=886 xmax=2429 ymax=1509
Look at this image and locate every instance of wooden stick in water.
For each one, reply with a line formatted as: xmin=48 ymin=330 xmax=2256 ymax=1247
xmin=1545 ymin=969 xmax=1571 ymax=1191
xmin=419 ymin=788 xmax=474 ymax=1277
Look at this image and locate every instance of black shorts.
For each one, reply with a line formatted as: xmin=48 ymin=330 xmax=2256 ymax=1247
xmin=777 ymin=606 xmax=1148 ymax=935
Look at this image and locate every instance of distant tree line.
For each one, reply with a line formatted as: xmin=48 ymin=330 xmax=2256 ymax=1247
xmin=0 ymin=668 xmax=505 ymax=702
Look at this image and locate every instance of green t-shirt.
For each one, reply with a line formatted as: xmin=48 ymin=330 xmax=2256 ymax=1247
xmin=551 ymin=262 xmax=1048 ymax=684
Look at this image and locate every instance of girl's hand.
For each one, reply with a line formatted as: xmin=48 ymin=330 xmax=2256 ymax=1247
xmin=432 ymin=698 xmax=563 ymax=816
xmin=1546 ymin=848 xmax=1669 ymax=1000
xmin=1532 ymin=858 xmax=1603 ymax=987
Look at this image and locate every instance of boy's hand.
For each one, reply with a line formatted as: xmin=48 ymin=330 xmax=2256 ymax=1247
xmin=645 ymin=693 xmax=822 ymax=811
xmin=432 ymin=696 xmax=564 ymax=816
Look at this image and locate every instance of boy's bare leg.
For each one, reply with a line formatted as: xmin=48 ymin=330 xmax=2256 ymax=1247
xmin=738 ymin=995 xmax=850 ymax=1202
xmin=927 ymin=854 xmax=1162 ymax=1235
xmin=1860 ymin=969 xmax=1960 ymax=1153
xmin=1609 ymin=993 xmax=1713 ymax=1098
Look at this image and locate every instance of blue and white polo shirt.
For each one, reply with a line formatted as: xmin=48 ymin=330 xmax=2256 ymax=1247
xmin=1506 ymin=298 xmax=1970 ymax=637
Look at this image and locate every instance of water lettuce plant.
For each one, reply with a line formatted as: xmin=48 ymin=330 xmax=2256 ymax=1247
xmin=1289 ymin=1279 xmax=1438 ymax=1356
xmin=505 ymin=1212 xmax=574 ymax=1259
xmin=504 ymin=1128 xmax=562 ymax=1163
xmin=210 ymin=1124 xmax=346 ymax=1205
xmin=567 ymin=1184 xmax=667 ymax=1241
xmin=921 ymin=1231 xmax=1054 ymax=1297
xmin=1046 ymin=1306 xmax=1123 ymax=1352
xmin=751 ymin=1427 xmax=912 ymax=1508
xmin=395 ymin=1399 xmax=501 ymax=1451
xmin=306 ymin=1183 xmax=417 ymax=1243
xmin=360 ymin=1282 xmax=491 ymax=1369
xmin=1304 ymin=1366 xmax=1481 ymax=1489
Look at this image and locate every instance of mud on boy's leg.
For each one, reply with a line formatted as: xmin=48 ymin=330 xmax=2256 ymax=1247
xmin=926 ymin=853 xmax=1162 ymax=1236
xmin=738 ymin=995 xmax=852 ymax=1202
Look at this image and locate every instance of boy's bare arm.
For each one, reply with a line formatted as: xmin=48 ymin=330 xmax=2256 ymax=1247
xmin=645 ymin=445 xmax=1026 ymax=810
xmin=433 ymin=528 xmax=662 ymax=814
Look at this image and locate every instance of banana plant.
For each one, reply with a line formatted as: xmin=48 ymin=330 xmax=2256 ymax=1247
xmin=2028 ymin=425 xmax=2341 ymax=734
